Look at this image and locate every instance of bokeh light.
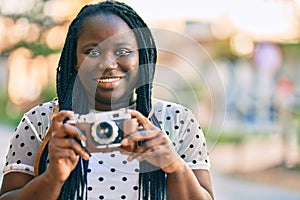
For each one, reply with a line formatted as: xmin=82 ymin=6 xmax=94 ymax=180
xmin=230 ymin=33 xmax=255 ymax=56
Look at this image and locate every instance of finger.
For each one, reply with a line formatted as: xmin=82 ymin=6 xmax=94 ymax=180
xmin=134 ymin=132 xmax=169 ymax=153
xmin=127 ymin=145 xmax=161 ymax=162
xmin=119 ymin=147 xmax=132 ymax=156
xmin=132 ymin=129 xmax=160 ymax=141
xmin=52 ymin=111 xmax=74 ymax=129
xmin=52 ymin=110 xmax=74 ymax=123
xmin=131 ymin=144 xmax=180 ymax=171
xmin=121 ymin=129 xmax=159 ymax=146
xmin=126 ymin=109 xmax=156 ymax=130
xmin=50 ymin=148 xmax=79 ymax=161
xmin=53 ymin=123 xmax=86 ymax=141
xmin=49 ymin=137 xmax=90 ymax=160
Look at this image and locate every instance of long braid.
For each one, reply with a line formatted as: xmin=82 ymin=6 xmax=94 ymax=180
xmin=39 ymin=1 xmax=166 ymax=199
xmin=96 ymin=2 xmax=165 ymax=199
xmin=39 ymin=5 xmax=92 ymax=200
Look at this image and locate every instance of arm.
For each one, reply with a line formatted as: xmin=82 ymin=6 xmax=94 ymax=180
xmin=122 ymin=109 xmax=214 ymax=200
xmin=0 ymin=111 xmax=89 ymax=200
xmin=166 ymin=159 xmax=214 ymax=200
xmin=0 ymin=172 xmax=64 ymax=200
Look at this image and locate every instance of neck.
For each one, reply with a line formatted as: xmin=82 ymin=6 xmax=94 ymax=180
xmin=86 ymin=93 xmax=136 ymax=111
xmin=93 ymin=98 xmax=136 ymax=111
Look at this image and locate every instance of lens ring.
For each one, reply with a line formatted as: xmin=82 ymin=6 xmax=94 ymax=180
xmin=91 ymin=120 xmax=119 ymax=144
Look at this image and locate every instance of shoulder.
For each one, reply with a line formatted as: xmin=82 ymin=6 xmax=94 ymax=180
xmin=153 ymin=99 xmax=193 ymax=117
xmin=153 ymin=98 xmax=198 ymax=131
xmin=153 ymin=99 xmax=188 ymax=110
xmin=24 ymin=101 xmax=57 ymax=119
xmin=20 ymin=101 xmax=58 ymax=139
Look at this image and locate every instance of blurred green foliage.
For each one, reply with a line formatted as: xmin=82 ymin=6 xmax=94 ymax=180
xmin=0 ymin=84 xmax=57 ymax=127
xmin=0 ymin=89 xmax=22 ymax=127
xmin=205 ymin=129 xmax=245 ymax=144
xmin=40 ymin=84 xmax=57 ymax=102
xmin=15 ymin=42 xmax=61 ymax=56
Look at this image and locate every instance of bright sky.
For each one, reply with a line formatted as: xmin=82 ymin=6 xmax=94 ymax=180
xmin=124 ymin=0 xmax=227 ymax=21
xmin=124 ymin=0 xmax=299 ymax=40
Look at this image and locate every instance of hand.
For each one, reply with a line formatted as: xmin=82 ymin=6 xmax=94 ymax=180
xmin=46 ymin=111 xmax=90 ymax=183
xmin=120 ymin=109 xmax=182 ymax=174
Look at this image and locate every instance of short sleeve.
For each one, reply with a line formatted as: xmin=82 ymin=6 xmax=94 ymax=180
xmin=3 ymin=102 xmax=53 ymax=176
xmin=154 ymin=100 xmax=210 ymax=170
xmin=173 ymin=109 xmax=210 ymax=170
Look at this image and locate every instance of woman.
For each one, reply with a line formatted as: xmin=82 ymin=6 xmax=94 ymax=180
xmin=0 ymin=1 xmax=214 ymax=199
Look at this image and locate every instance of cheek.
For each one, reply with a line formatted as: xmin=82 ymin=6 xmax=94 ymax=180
xmin=127 ymin=68 xmax=140 ymax=87
xmin=120 ymin=53 xmax=139 ymax=71
xmin=76 ymin=60 xmax=96 ymax=85
xmin=76 ymin=57 xmax=99 ymax=75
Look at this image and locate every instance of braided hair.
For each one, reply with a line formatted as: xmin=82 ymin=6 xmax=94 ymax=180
xmin=38 ymin=1 xmax=166 ymax=199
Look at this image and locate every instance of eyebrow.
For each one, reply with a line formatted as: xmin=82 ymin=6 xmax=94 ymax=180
xmin=80 ymin=41 xmax=136 ymax=50
xmin=115 ymin=42 xmax=134 ymax=47
xmin=80 ymin=42 xmax=99 ymax=50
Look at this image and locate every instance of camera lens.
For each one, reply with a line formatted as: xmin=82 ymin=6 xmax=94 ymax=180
xmin=96 ymin=122 xmax=113 ymax=139
xmin=91 ymin=120 xmax=119 ymax=145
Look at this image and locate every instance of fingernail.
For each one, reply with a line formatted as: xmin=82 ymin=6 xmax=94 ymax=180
xmin=128 ymin=156 xmax=133 ymax=161
xmin=121 ymin=138 xmax=128 ymax=145
xmin=81 ymin=135 xmax=86 ymax=141
xmin=83 ymin=153 xmax=90 ymax=160
xmin=136 ymin=156 xmax=142 ymax=161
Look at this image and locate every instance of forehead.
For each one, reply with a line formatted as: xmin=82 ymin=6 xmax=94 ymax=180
xmin=78 ymin=13 xmax=135 ymax=43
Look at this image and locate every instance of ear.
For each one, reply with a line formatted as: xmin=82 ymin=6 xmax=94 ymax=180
xmin=74 ymin=64 xmax=79 ymax=71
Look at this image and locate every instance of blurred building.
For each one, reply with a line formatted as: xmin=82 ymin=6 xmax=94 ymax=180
xmin=0 ymin=0 xmax=299 ymax=145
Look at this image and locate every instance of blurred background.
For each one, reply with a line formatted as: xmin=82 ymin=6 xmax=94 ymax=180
xmin=0 ymin=0 xmax=300 ymax=199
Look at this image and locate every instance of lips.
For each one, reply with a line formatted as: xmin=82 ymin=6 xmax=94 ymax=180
xmin=97 ymin=77 xmax=121 ymax=83
xmin=95 ymin=76 xmax=123 ymax=89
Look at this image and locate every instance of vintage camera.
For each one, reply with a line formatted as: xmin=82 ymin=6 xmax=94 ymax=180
xmin=69 ymin=108 xmax=138 ymax=153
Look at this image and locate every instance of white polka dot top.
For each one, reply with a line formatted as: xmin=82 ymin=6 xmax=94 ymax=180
xmin=3 ymin=99 xmax=210 ymax=199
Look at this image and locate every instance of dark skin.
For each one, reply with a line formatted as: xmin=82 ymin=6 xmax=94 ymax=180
xmin=75 ymin=14 xmax=139 ymax=111
xmin=0 ymin=14 xmax=214 ymax=200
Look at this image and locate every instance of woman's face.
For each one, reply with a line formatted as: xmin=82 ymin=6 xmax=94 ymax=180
xmin=76 ymin=13 xmax=139 ymax=109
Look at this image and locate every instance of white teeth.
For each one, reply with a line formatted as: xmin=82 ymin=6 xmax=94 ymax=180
xmin=97 ymin=77 xmax=120 ymax=83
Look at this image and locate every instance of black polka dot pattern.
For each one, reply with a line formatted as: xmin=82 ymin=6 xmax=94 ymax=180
xmin=98 ymin=177 xmax=104 ymax=182
xmin=110 ymin=186 xmax=115 ymax=190
xmin=110 ymin=168 xmax=116 ymax=172
xmin=155 ymin=100 xmax=210 ymax=172
xmin=133 ymin=186 xmax=139 ymax=190
xmin=3 ymin=99 xmax=210 ymax=199
xmin=4 ymin=101 xmax=57 ymax=179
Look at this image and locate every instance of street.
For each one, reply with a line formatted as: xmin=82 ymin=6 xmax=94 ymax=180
xmin=212 ymin=170 xmax=300 ymax=200
xmin=0 ymin=124 xmax=300 ymax=199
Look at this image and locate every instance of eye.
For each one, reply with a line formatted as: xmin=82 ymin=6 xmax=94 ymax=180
xmin=87 ymin=49 xmax=100 ymax=57
xmin=115 ymin=49 xmax=131 ymax=56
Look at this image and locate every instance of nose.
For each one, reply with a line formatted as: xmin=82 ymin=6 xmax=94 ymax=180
xmin=100 ymin=53 xmax=118 ymax=70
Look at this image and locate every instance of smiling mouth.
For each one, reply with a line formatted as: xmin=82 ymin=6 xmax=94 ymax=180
xmin=97 ymin=77 xmax=121 ymax=83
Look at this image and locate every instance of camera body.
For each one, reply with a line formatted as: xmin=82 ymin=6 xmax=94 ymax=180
xmin=69 ymin=108 xmax=138 ymax=153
